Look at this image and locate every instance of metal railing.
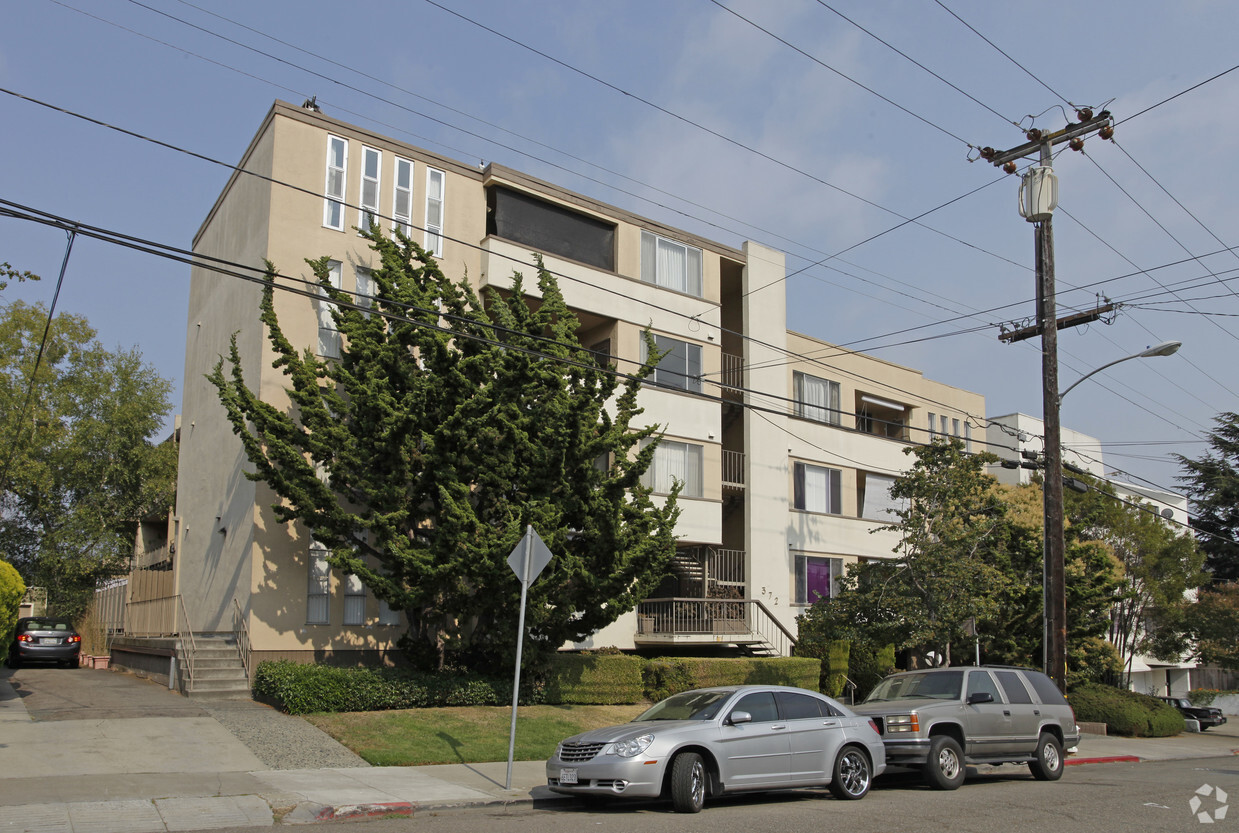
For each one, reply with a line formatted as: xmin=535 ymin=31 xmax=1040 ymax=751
xmin=231 ymin=598 xmax=252 ymax=684
xmin=176 ymin=595 xmax=197 ymax=690
xmin=635 ymin=597 xmax=796 ymax=656
xmin=720 ymin=352 xmax=744 ymax=399
xmin=722 ymin=450 xmax=745 ymax=488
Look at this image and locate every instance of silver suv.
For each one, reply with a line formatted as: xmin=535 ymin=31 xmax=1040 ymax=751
xmin=851 ymin=666 xmax=1079 ymax=790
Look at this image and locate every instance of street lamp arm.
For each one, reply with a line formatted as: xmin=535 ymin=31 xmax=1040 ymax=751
xmin=1059 ymin=341 xmax=1181 ymax=402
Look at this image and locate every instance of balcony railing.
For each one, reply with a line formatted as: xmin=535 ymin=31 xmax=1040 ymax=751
xmin=721 ymin=352 xmax=743 ymax=399
xmin=635 ymin=598 xmax=796 ymax=656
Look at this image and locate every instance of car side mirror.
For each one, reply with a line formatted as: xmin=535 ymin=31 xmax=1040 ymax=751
xmin=967 ymin=692 xmax=994 ymax=705
xmin=728 ymin=711 xmax=752 ymax=725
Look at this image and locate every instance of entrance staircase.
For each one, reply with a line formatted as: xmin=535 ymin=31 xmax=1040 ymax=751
xmin=181 ymin=634 xmax=250 ymax=700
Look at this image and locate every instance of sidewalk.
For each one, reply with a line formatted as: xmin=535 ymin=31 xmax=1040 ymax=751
xmin=2 ymin=669 xmax=1237 ymax=833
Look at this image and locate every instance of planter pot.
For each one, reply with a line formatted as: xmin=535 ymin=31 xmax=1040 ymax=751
xmin=78 ymin=654 xmax=91 ymax=668
xmin=93 ymin=656 xmax=110 ymax=670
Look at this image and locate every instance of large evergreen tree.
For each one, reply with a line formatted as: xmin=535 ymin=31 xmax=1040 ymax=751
xmin=210 ymin=230 xmax=679 ymax=670
xmin=1175 ymin=412 xmax=1239 ymax=581
xmin=0 ymin=299 xmax=177 ymax=622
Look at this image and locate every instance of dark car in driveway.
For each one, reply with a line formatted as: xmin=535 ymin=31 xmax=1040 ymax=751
xmin=1157 ymin=696 xmax=1227 ymax=730
xmin=6 ymin=617 xmax=82 ymax=668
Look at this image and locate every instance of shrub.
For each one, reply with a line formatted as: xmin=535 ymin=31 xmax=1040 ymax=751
xmin=251 ymin=660 xmax=534 ymax=714
xmin=642 ymin=657 xmax=820 ymax=700
xmin=643 ymin=659 xmax=698 ymax=702
xmin=1188 ymin=688 xmax=1234 ymax=707
xmin=1069 ymin=683 xmax=1185 ymax=737
xmin=847 ymin=642 xmax=896 ymax=701
xmin=543 ymin=653 xmax=645 ymax=704
xmin=0 ymin=560 xmax=23 ymax=655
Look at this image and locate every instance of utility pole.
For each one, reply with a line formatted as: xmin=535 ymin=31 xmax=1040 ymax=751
xmin=980 ymin=109 xmax=1115 ymax=693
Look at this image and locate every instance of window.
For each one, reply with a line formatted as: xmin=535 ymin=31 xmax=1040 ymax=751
xmin=858 ymin=472 xmax=902 ymax=521
xmin=964 ymin=422 xmax=972 ymax=453
xmin=794 ymin=554 xmax=842 ymax=604
xmin=589 ymin=338 xmax=612 ymax=368
xmin=793 ymin=461 xmax=841 ymax=514
xmin=359 ymin=146 xmax=381 ymax=232
xmin=994 ymin=670 xmax=1033 ymax=704
xmin=392 ymin=157 xmax=413 ymax=236
xmin=377 ymin=599 xmax=400 ymax=626
xmin=323 ymin=135 xmax=347 ymax=230
xmin=928 ymin=412 xmax=936 ymax=438
xmin=641 ymin=439 xmax=703 ymax=497
xmin=343 ymin=573 xmax=366 ymax=626
xmin=355 ymin=267 xmax=374 ymax=313
xmin=307 ymin=543 xmax=329 ymax=625
xmin=318 ymin=261 xmax=342 ymax=358
xmin=966 ymin=670 xmax=1002 ymax=701
xmin=794 ymin=371 xmax=841 ymax=425
xmin=425 ymin=167 xmax=445 ymax=256
xmin=856 ymin=393 xmax=908 ymax=440
xmin=775 ymin=691 xmax=828 ymax=719
xmin=641 ymin=230 xmax=702 ymax=296
xmin=487 ymin=185 xmax=615 ymax=271
xmin=730 ymin=691 xmax=778 ymax=723
xmin=940 ymin=414 xmax=948 ymax=436
xmin=645 ymin=334 xmax=702 ymax=393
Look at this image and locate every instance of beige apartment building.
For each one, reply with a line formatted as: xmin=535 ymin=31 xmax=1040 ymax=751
xmin=132 ymin=100 xmax=985 ymax=681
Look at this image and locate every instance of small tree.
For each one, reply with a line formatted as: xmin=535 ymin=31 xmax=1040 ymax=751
xmin=211 ymin=229 xmax=679 ymax=671
xmin=1184 ymin=583 xmax=1239 ymax=671
xmin=0 ymin=558 xmax=24 ymax=653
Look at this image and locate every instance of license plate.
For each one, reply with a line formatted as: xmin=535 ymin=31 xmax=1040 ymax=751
xmin=39 ymin=638 xmax=60 ymax=645
xmin=559 ymin=768 xmax=578 ymax=785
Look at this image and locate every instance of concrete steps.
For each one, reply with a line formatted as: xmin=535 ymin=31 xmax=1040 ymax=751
xmin=183 ymin=636 xmax=250 ymax=700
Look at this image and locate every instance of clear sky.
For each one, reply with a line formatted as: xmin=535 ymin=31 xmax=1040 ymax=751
xmin=3 ymin=0 xmax=1237 ymax=497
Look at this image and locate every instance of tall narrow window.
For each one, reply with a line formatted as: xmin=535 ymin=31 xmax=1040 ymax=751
xmin=794 ymin=555 xmax=842 ymax=605
xmin=952 ymin=418 xmax=961 ymax=438
xmin=392 ymin=157 xmax=413 ymax=236
xmin=644 ymin=334 xmax=702 ymax=393
xmin=794 ymin=371 xmax=841 ymax=425
xmin=343 ymin=573 xmax=366 ymax=626
xmin=318 ymin=260 xmax=342 ymax=358
xmin=928 ymin=412 xmax=937 ymax=439
xmin=940 ymin=414 xmax=948 ymax=436
xmin=641 ymin=231 xmax=703 ymax=296
xmin=793 ymin=462 xmax=842 ymax=514
xmin=641 ymin=439 xmax=703 ymax=497
xmin=359 ymin=146 xmax=381 ymax=232
xmin=307 ymin=543 xmax=330 ymax=625
xmin=965 ymin=422 xmax=973 ymax=453
xmin=355 ymin=267 xmax=374 ymax=313
xmin=425 ymin=167 xmax=445 ymax=256
xmin=323 ymin=135 xmax=347 ymax=230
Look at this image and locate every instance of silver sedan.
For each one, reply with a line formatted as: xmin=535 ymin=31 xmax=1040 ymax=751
xmin=545 ymin=684 xmax=886 ymax=812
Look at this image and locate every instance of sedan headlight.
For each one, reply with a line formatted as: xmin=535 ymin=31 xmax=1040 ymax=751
xmin=605 ymin=733 xmax=654 ymax=758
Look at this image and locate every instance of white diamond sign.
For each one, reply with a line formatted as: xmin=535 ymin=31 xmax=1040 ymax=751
xmin=507 ymin=527 xmax=553 ymax=584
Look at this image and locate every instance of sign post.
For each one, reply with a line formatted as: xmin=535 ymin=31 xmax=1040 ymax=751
xmin=505 ymin=525 xmax=553 ymax=790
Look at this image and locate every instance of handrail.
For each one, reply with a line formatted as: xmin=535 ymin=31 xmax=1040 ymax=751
xmin=635 ymin=597 xmax=797 ymax=656
xmin=750 ymin=598 xmax=797 ymax=646
xmin=175 ymin=594 xmax=196 ymax=691
xmin=231 ymin=598 xmax=252 ymax=684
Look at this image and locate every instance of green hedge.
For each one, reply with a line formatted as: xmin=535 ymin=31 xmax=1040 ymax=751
xmin=543 ymin=653 xmax=645 ymax=704
xmin=0 ymin=560 xmax=23 ymax=656
xmin=253 ymin=654 xmax=825 ymax=714
xmin=1069 ymin=683 xmax=1185 ymax=737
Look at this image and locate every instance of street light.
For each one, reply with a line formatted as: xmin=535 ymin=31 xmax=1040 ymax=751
xmin=1043 ymin=339 xmax=1182 ymax=692
xmin=1059 ymin=341 xmax=1182 ymax=401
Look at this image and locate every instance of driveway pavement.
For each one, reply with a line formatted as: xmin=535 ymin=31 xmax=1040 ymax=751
xmin=2 ymin=664 xmax=1237 ymax=832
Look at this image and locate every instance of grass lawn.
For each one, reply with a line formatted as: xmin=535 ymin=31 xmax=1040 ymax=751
xmin=303 ymin=703 xmax=648 ymax=766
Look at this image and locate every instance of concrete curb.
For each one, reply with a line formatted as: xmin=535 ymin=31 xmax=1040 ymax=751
xmin=1066 ymin=755 xmax=1142 ymax=766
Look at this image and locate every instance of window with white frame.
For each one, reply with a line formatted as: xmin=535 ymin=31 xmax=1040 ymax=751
xmin=928 ymin=412 xmax=937 ymax=439
xmin=641 ymin=439 xmax=703 ymax=497
xmin=794 ymin=554 xmax=843 ymax=605
xmin=794 ymin=371 xmax=841 ymax=425
xmin=359 ymin=146 xmax=381 ymax=232
xmin=377 ymin=598 xmax=400 ymax=626
xmin=318 ymin=261 xmax=342 ymax=358
xmin=641 ymin=230 xmax=703 ymax=296
xmin=323 ymin=135 xmax=348 ymax=230
xmin=425 ymin=167 xmax=445 ymax=256
xmin=355 ymin=267 xmax=374 ymax=313
xmin=343 ymin=573 xmax=366 ymax=626
xmin=392 ymin=157 xmax=413 ymax=237
xmin=964 ymin=421 xmax=972 ymax=452
xmin=793 ymin=461 xmax=842 ymax=514
xmin=307 ymin=543 xmax=330 ymax=625
xmin=644 ymin=334 xmax=702 ymax=393
xmin=858 ymin=472 xmax=903 ymax=521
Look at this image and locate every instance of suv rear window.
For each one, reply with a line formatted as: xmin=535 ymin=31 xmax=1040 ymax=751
xmin=1023 ymin=670 xmax=1068 ymax=705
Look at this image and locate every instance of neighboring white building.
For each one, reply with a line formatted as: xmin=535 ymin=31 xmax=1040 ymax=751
xmin=986 ymin=412 xmax=1194 ymax=695
xmin=125 ymin=100 xmax=987 ymax=671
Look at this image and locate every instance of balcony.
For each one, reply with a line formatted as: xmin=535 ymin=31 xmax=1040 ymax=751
xmin=634 ymin=598 xmax=796 ymax=657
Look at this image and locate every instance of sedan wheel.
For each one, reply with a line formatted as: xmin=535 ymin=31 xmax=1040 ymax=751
xmin=923 ymin=736 xmax=965 ymax=790
xmin=670 ymin=752 xmax=706 ymax=813
xmin=828 ymin=746 xmax=871 ymax=800
xmin=1029 ymin=733 xmax=1064 ymax=781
